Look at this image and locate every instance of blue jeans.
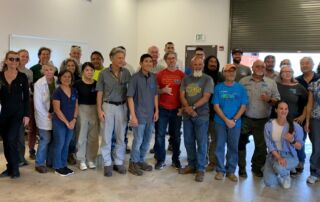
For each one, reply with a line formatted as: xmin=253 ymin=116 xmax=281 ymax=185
xmin=183 ymin=117 xmax=209 ymax=172
xmin=155 ymin=107 xmax=181 ymax=163
xmin=296 ymin=130 xmax=306 ymax=163
xmin=263 ymin=152 xmax=298 ymax=187
xmin=52 ymin=120 xmax=74 ymax=169
xmin=130 ymin=122 xmax=154 ymax=163
xmin=35 ymin=129 xmax=52 ymax=166
xmin=309 ymin=118 xmax=320 ymax=177
xmin=215 ymin=123 xmax=240 ymax=174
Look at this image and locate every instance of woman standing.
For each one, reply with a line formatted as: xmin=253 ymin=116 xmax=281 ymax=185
xmin=263 ymin=101 xmax=303 ymax=189
xmin=52 ymin=70 xmax=78 ymax=176
xmin=34 ymin=64 xmax=57 ymax=173
xmin=74 ymin=62 xmax=99 ymax=170
xmin=60 ymin=58 xmax=81 ymax=81
xmin=0 ymin=51 xmax=29 ymax=178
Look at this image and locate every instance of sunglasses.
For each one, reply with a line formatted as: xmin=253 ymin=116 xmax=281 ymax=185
xmin=8 ymin=57 xmax=20 ymax=62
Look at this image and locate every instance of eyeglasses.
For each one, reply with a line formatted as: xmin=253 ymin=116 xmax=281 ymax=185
xmin=8 ymin=57 xmax=20 ymax=62
xmin=72 ymin=45 xmax=81 ymax=49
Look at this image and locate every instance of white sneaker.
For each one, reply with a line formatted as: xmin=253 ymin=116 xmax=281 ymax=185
xmin=307 ymin=175 xmax=319 ymax=184
xmin=88 ymin=161 xmax=96 ymax=169
xmin=79 ymin=162 xmax=88 ymax=171
xmin=282 ymin=175 xmax=291 ymax=189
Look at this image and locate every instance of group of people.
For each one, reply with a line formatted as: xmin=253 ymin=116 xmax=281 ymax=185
xmin=0 ymin=42 xmax=319 ymax=190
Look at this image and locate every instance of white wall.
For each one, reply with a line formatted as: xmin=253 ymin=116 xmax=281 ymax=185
xmin=0 ymin=0 xmax=137 ymax=67
xmin=136 ymin=0 xmax=230 ymax=68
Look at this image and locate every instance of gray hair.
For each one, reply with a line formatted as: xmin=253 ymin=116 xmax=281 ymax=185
xmin=300 ymin=57 xmax=314 ymax=66
xmin=109 ymin=47 xmax=126 ymax=60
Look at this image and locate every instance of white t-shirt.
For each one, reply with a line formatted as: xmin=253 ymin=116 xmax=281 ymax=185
xmin=272 ymin=119 xmax=284 ymax=150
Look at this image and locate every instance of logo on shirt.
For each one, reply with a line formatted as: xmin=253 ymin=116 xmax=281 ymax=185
xmin=186 ymin=83 xmax=201 ymax=97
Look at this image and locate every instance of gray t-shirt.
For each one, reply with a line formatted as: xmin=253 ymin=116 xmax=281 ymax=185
xmin=96 ymin=67 xmax=131 ymax=102
xmin=240 ymin=76 xmax=280 ymax=119
xmin=150 ymin=63 xmax=165 ymax=74
xmin=235 ymin=64 xmax=251 ymax=82
xmin=127 ymin=71 xmax=157 ymax=124
xmin=180 ymin=74 xmax=214 ymax=119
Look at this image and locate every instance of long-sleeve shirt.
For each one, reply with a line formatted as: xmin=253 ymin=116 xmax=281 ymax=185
xmin=0 ymin=71 xmax=29 ymax=117
xmin=264 ymin=120 xmax=304 ymax=158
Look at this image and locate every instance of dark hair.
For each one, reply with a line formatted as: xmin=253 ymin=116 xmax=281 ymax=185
xmin=90 ymin=51 xmax=104 ymax=61
xmin=38 ymin=47 xmax=51 ymax=57
xmin=195 ymin=47 xmax=204 ymax=52
xmin=274 ymin=100 xmax=294 ymax=133
xmin=203 ymin=55 xmax=221 ymax=84
xmin=57 ymin=69 xmax=74 ymax=85
xmin=264 ymin=55 xmax=275 ymax=62
xmin=60 ymin=58 xmax=80 ymax=76
xmin=117 ymin=46 xmax=126 ymax=50
xmin=81 ymin=62 xmax=95 ymax=72
xmin=140 ymin=54 xmax=152 ymax=63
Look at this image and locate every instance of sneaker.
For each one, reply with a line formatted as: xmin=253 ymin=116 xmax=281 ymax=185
xmin=55 ymin=168 xmax=68 ymax=176
xmin=215 ymin=172 xmax=225 ymax=180
xmin=0 ymin=169 xmax=10 ymax=178
xmin=206 ymin=162 xmax=215 ymax=172
xmin=138 ymin=162 xmax=153 ymax=171
xmin=113 ymin=164 xmax=127 ymax=174
xmin=88 ymin=161 xmax=96 ymax=169
xmin=282 ymin=175 xmax=291 ymax=189
xmin=104 ymin=166 xmax=112 ymax=177
xmin=178 ymin=166 xmax=196 ymax=174
xmin=171 ymin=160 xmax=182 ymax=169
xmin=195 ymin=171 xmax=205 ymax=182
xmin=129 ymin=162 xmax=143 ymax=176
xmin=35 ymin=166 xmax=48 ymax=173
xmin=238 ymin=168 xmax=247 ymax=178
xmin=155 ymin=161 xmax=166 ymax=170
xmin=226 ymin=173 xmax=238 ymax=182
xmin=307 ymin=175 xmax=319 ymax=184
xmin=79 ymin=162 xmax=88 ymax=171
xmin=64 ymin=167 xmax=74 ymax=175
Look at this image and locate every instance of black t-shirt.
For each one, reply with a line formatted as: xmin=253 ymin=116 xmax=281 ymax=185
xmin=73 ymin=80 xmax=97 ymax=105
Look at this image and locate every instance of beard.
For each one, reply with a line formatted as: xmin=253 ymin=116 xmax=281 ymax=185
xmin=233 ymin=58 xmax=241 ymax=64
xmin=193 ymin=70 xmax=203 ymax=77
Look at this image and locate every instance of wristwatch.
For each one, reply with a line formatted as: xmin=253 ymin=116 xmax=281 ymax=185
xmin=192 ymin=105 xmax=196 ymax=110
xmin=233 ymin=119 xmax=237 ymax=123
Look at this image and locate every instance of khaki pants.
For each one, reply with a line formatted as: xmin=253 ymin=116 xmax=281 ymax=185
xmin=76 ymin=105 xmax=99 ymax=163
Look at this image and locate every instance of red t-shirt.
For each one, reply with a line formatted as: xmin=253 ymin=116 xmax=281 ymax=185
xmin=157 ymin=68 xmax=185 ymax=109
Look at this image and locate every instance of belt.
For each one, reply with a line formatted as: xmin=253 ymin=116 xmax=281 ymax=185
xmin=105 ymin=100 xmax=126 ymax=106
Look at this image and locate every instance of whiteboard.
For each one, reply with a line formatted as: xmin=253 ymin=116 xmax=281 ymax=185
xmin=9 ymin=34 xmax=90 ymax=69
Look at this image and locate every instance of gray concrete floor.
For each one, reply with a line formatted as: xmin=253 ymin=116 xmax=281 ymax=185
xmin=0 ymin=133 xmax=319 ymax=202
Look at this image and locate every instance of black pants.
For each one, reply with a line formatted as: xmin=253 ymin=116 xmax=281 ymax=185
xmin=0 ymin=114 xmax=22 ymax=176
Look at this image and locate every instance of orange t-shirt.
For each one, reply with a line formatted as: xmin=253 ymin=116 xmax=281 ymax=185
xmin=157 ymin=68 xmax=185 ymax=109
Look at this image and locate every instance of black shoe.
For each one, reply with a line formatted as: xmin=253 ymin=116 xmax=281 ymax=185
xmin=0 ymin=170 xmax=10 ymax=178
xmin=172 ymin=160 xmax=181 ymax=169
xmin=155 ymin=161 xmax=166 ymax=170
xmin=150 ymin=148 xmax=155 ymax=154
xmin=238 ymin=168 xmax=247 ymax=178
xmin=11 ymin=172 xmax=20 ymax=179
xmin=55 ymin=168 xmax=68 ymax=176
xmin=252 ymin=169 xmax=263 ymax=178
xmin=126 ymin=146 xmax=131 ymax=154
xmin=63 ymin=167 xmax=74 ymax=175
xmin=29 ymin=150 xmax=36 ymax=160
xmin=19 ymin=160 xmax=29 ymax=167
xmin=168 ymin=144 xmax=173 ymax=152
xmin=113 ymin=165 xmax=127 ymax=174
xmin=104 ymin=166 xmax=112 ymax=177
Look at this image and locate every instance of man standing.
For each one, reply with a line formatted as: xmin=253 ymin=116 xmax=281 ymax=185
xmin=91 ymin=51 xmax=106 ymax=81
xmin=159 ymin=42 xmax=184 ymax=69
xmin=154 ymin=52 xmax=185 ymax=170
xmin=96 ymin=47 xmax=131 ymax=177
xmin=148 ymin=46 xmax=165 ymax=74
xmin=295 ymin=57 xmax=320 ymax=173
xmin=127 ymin=54 xmax=159 ymax=176
xmin=238 ymin=60 xmax=280 ymax=178
xmin=185 ymin=47 xmax=206 ymax=76
xmin=231 ymin=48 xmax=251 ymax=82
xmin=264 ymin=55 xmax=279 ymax=80
xmin=179 ymin=57 xmax=213 ymax=182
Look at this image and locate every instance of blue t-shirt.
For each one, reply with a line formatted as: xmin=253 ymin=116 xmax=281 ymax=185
xmin=52 ymin=87 xmax=78 ymax=123
xmin=212 ymin=82 xmax=248 ymax=128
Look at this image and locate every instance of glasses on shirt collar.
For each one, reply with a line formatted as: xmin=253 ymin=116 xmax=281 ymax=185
xmin=8 ymin=57 xmax=20 ymax=62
